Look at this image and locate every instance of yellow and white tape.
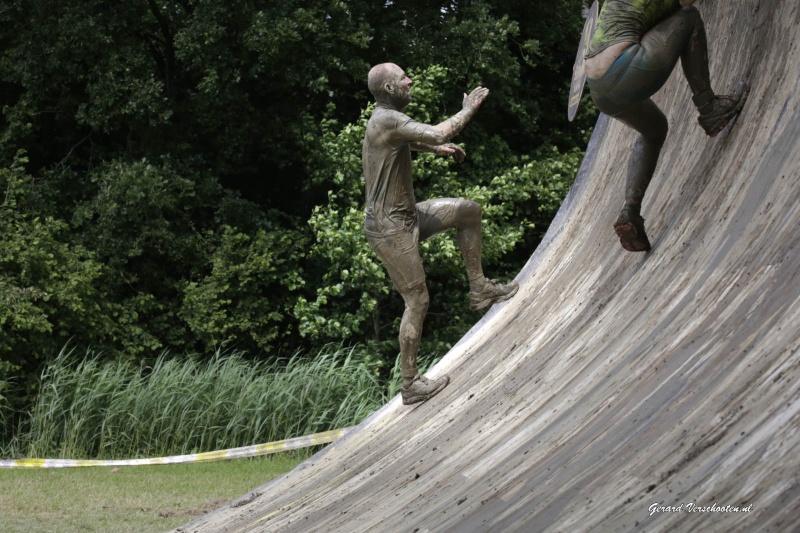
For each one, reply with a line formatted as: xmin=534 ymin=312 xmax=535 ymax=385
xmin=0 ymin=427 xmax=352 ymax=469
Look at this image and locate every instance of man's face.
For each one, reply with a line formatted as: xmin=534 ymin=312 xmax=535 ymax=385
xmin=389 ymin=69 xmax=412 ymax=110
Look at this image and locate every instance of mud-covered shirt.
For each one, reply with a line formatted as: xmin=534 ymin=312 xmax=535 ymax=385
xmin=362 ymin=106 xmax=440 ymax=234
xmin=586 ymin=0 xmax=681 ymax=58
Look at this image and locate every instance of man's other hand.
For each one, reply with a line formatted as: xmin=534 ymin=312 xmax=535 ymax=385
xmin=436 ymin=143 xmax=466 ymax=163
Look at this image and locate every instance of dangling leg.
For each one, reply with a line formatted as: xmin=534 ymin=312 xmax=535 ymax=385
xmin=587 ymin=12 xmax=687 ymax=252
xmin=612 ymin=99 xmax=669 ymax=252
xmin=417 ymin=199 xmax=518 ymax=310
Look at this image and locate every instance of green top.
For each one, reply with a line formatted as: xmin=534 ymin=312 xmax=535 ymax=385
xmin=586 ymin=0 xmax=681 ymax=58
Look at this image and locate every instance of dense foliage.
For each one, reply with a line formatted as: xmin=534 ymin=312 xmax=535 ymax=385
xmin=1 ymin=0 xmax=595 ymax=443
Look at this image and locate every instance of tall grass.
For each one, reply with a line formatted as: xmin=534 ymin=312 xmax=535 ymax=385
xmin=0 ymin=379 xmax=12 ymax=439
xmin=12 ymin=344 xmax=396 ymax=460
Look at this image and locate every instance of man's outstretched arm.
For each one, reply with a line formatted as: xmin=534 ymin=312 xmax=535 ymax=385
xmin=426 ymin=86 xmax=489 ymax=145
xmin=391 ymin=86 xmax=489 ymax=147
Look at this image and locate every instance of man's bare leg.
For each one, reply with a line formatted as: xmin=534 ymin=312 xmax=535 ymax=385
xmin=397 ymin=282 xmax=450 ymax=405
xmin=453 ymin=199 xmax=486 ymax=288
xmin=364 ymin=227 xmax=450 ymax=405
xmin=398 ymin=283 xmax=428 ymax=386
xmin=418 ymin=199 xmax=519 ymax=310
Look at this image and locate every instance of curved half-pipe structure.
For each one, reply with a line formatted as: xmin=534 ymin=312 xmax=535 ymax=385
xmin=181 ymin=1 xmax=800 ymax=530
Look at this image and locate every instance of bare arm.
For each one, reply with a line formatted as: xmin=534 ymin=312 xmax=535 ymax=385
xmin=409 ymin=142 xmax=437 ymax=153
xmin=387 ymin=86 xmax=489 ymax=147
xmin=426 ymin=86 xmax=490 ymax=145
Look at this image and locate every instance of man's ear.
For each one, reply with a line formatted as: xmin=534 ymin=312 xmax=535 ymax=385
xmin=384 ymin=81 xmax=394 ymax=94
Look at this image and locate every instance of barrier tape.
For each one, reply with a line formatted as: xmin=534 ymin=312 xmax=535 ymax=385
xmin=0 ymin=427 xmax=353 ymax=469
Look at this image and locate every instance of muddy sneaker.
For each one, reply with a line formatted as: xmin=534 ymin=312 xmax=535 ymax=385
xmin=401 ymin=374 xmax=450 ymax=405
xmin=469 ymin=278 xmax=519 ymax=311
xmin=695 ymin=81 xmax=749 ymax=137
xmin=614 ymin=205 xmax=651 ymax=252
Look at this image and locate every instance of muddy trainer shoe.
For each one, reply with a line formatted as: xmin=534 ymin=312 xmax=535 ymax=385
xmin=614 ymin=205 xmax=651 ymax=252
xmin=694 ymin=81 xmax=749 ymax=137
xmin=401 ymin=374 xmax=450 ymax=405
xmin=469 ymin=279 xmax=519 ymax=310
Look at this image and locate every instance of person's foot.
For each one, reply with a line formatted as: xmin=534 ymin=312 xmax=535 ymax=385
xmin=401 ymin=374 xmax=450 ymax=405
xmin=695 ymin=81 xmax=749 ymax=137
xmin=469 ymin=278 xmax=519 ymax=310
xmin=614 ymin=205 xmax=651 ymax=252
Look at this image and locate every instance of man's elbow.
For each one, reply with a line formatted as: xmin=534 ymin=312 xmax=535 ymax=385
xmin=428 ymin=128 xmax=449 ymax=145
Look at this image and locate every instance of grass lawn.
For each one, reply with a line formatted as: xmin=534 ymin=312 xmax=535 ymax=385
xmin=0 ymin=453 xmax=306 ymax=532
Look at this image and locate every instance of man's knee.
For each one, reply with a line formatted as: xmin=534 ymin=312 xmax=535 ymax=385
xmin=642 ymin=111 xmax=669 ymax=146
xmin=681 ymin=5 xmax=703 ymax=25
xmin=651 ymin=115 xmax=669 ymax=146
xmin=665 ymin=4 xmax=702 ymax=30
xmin=402 ymin=283 xmax=429 ymax=313
xmin=456 ymin=199 xmax=482 ymax=224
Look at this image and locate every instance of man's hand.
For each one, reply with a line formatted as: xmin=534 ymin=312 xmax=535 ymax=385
xmin=428 ymin=86 xmax=488 ymax=144
xmin=435 ymin=143 xmax=466 ymax=163
xmin=462 ymin=86 xmax=489 ymax=113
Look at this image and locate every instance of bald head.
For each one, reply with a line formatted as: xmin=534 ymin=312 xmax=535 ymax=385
xmin=368 ymin=63 xmax=411 ymax=109
xmin=368 ymin=63 xmax=401 ymax=98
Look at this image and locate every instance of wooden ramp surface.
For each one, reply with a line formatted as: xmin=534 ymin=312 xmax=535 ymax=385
xmin=180 ymin=1 xmax=800 ymax=531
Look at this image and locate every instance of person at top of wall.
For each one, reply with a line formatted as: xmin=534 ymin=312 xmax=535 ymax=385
xmin=585 ymin=0 xmax=748 ymax=252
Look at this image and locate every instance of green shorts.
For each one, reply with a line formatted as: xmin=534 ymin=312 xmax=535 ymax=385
xmin=588 ymin=7 xmax=697 ymax=117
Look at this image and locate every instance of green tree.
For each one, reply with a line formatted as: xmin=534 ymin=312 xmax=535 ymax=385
xmin=0 ymin=154 xmax=111 ymax=378
xmin=180 ymin=224 xmax=306 ymax=353
xmin=1 ymin=0 xmax=587 ymax=192
xmin=0 ymin=0 xmax=375 ymax=208
xmin=0 ymin=0 xmax=589 ymax=385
